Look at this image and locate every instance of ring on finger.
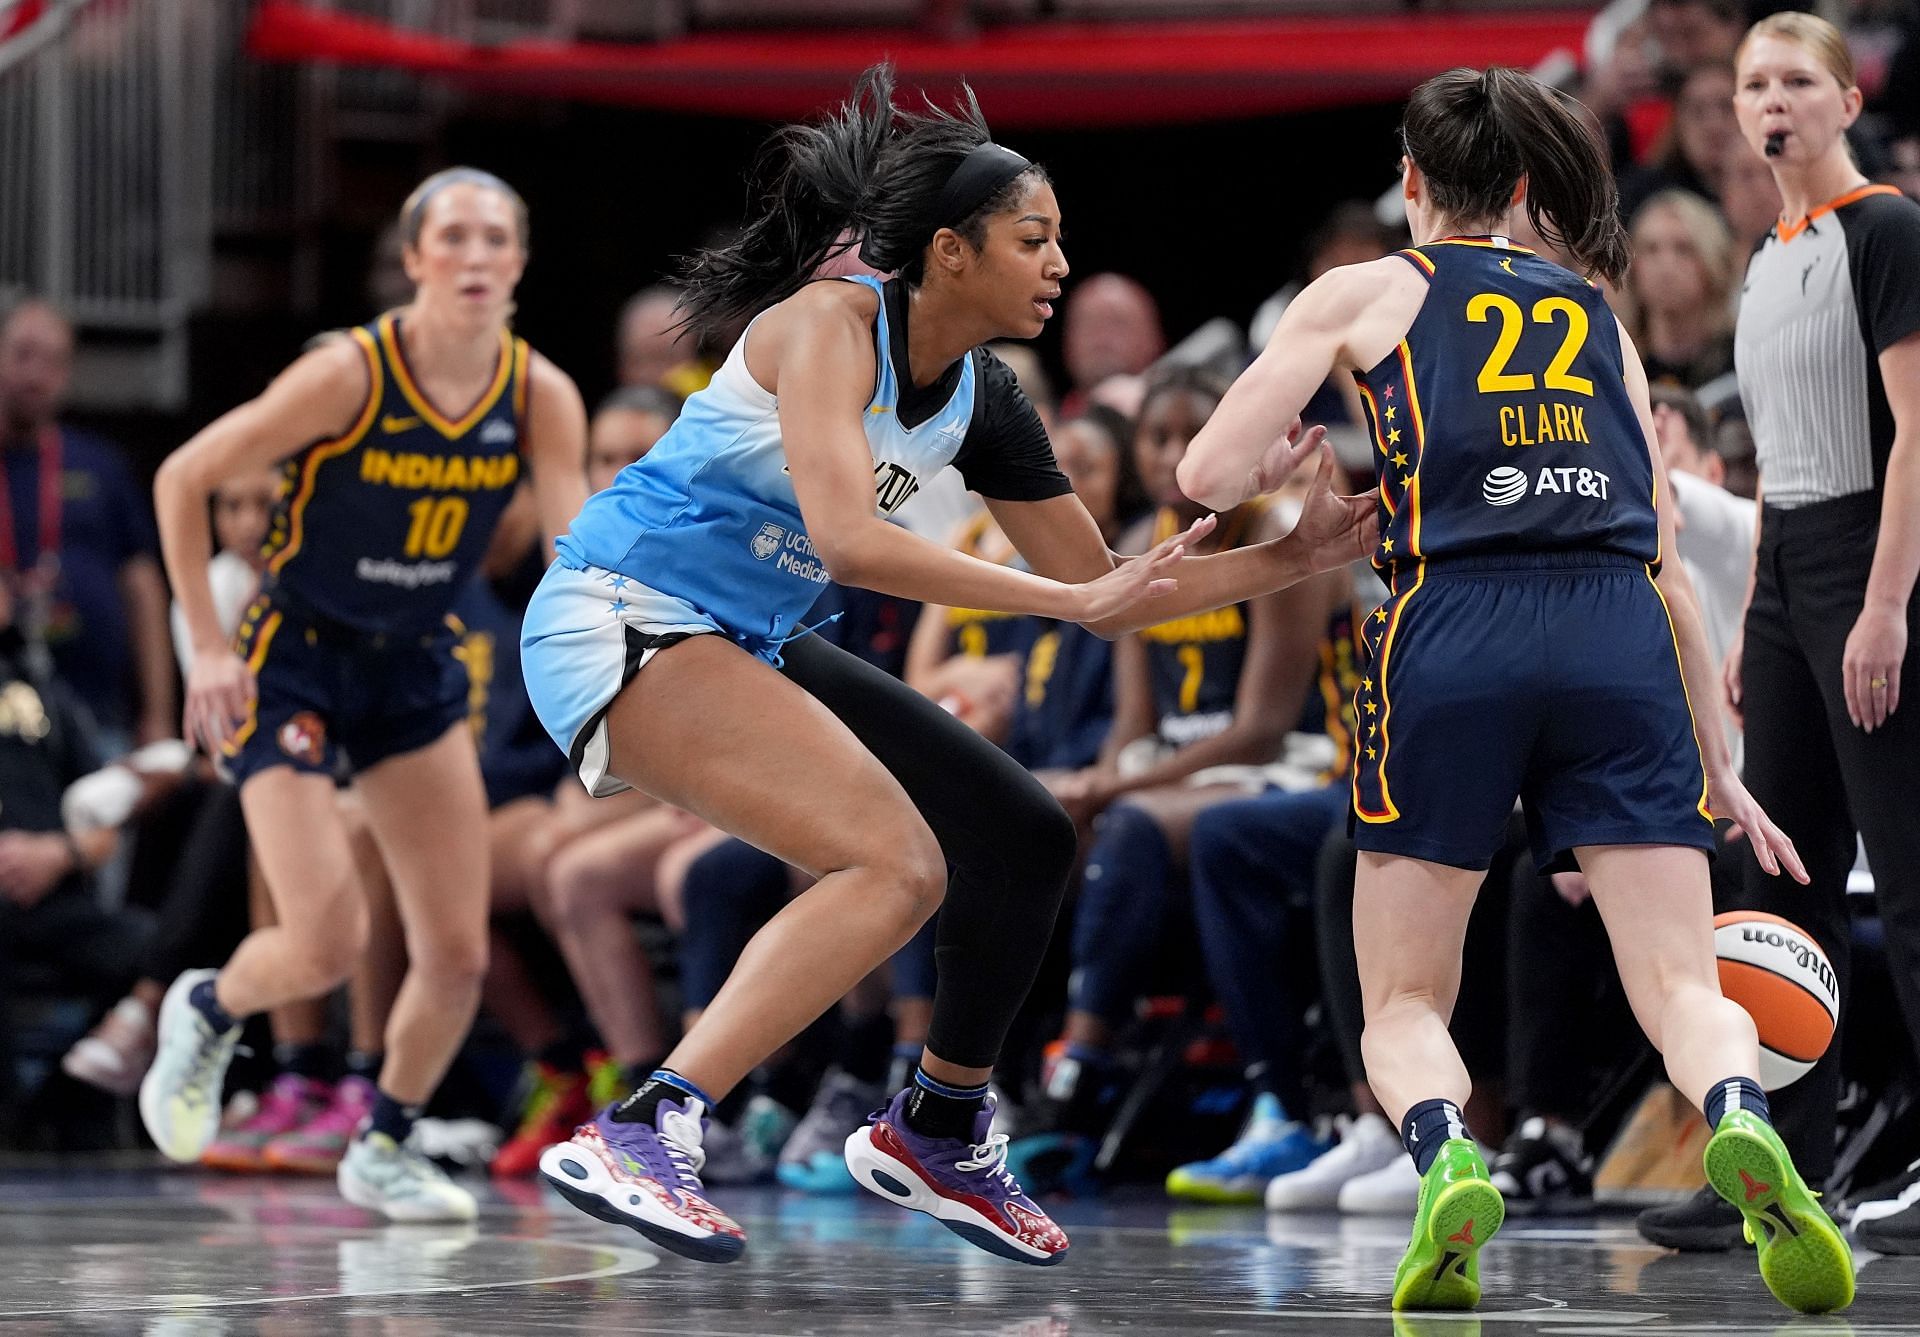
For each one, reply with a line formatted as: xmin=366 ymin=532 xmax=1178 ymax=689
xmin=1871 ymin=676 xmax=1889 ymax=689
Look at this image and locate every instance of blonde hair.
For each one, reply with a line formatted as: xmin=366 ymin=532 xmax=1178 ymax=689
xmin=1624 ymin=189 xmax=1737 ymax=345
xmin=1737 ymin=12 xmax=1857 ymax=90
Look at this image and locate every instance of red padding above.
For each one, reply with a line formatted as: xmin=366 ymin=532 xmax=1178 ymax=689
xmin=247 ymin=1 xmax=1594 ymax=128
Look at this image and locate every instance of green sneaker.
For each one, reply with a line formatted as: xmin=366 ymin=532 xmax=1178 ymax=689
xmin=1703 ymin=1109 xmax=1853 ymax=1314
xmin=1391 ymin=1139 xmax=1504 ymax=1311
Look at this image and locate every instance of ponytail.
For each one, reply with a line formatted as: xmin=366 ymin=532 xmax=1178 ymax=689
xmin=678 ymin=62 xmax=1048 ymax=340
xmin=1402 ymin=68 xmax=1629 ymax=286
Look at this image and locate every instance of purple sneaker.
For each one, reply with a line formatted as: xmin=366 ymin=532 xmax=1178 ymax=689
xmin=845 ymin=1089 xmax=1070 ymax=1266
xmin=539 ymin=1095 xmax=746 ymax=1263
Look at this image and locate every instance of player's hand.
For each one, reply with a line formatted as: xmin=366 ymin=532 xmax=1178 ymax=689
xmin=1707 ymin=766 xmax=1808 ymax=884
xmin=1249 ymin=418 xmax=1323 ymax=498
xmin=1287 ymin=443 xmax=1380 ymax=574
xmin=1072 ymin=514 xmax=1213 ymax=624
xmin=1722 ymin=627 xmax=1744 ymax=730
xmin=1842 ymin=601 xmax=1904 ymax=733
xmin=183 ymin=649 xmax=257 ymax=758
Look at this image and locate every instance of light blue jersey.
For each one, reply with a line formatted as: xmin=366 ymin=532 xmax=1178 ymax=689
xmin=558 ymin=275 xmax=976 ymax=651
xmin=525 ymin=276 xmax=1068 ymax=792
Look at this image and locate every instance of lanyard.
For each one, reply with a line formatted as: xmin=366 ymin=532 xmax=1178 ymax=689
xmin=0 ymin=426 xmax=63 ymax=579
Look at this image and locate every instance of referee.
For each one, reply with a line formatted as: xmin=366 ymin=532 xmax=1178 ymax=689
xmin=1639 ymin=11 xmax=1920 ymax=1252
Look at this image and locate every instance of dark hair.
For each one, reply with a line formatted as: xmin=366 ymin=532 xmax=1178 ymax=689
xmin=1401 ymin=68 xmax=1629 ymax=286
xmin=595 ymin=385 xmax=684 ymax=423
xmin=1065 ymin=403 xmax=1151 ymax=523
xmin=400 ymin=168 xmax=530 ymax=250
xmin=678 ymin=63 xmax=1049 ymax=340
xmin=1137 ymin=365 xmax=1232 ymax=426
xmin=1648 ymin=382 xmax=1710 ymax=454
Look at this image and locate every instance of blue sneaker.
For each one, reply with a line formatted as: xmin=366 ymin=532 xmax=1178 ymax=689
xmin=776 ymin=1071 xmax=879 ymax=1195
xmin=1167 ymin=1092 xmax=1330 ymax=1203
xmin=539 ymin=1094 xmax=745 ymax=1263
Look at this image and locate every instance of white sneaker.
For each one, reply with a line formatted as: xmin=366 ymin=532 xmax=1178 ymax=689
xmin=1335 ymin=1139 xmax=1422 ymax=1214
xmin=1267 ymin=1112 xmax=1401 ymax=1211
xmin=138 ymin=970 xmax=242 ymax=1163
xmin=339 ymin=1131 xmax=479 ymax=1223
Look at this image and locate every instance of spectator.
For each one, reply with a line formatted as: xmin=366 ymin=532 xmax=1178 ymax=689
xmin=1622 ymin=190 xmax=1740 ymax=390
xmin=1620 ymin=64 xmax=1743 ymax=218
xmin=1646 ymin=0 xmax=1743 ymax=76
xmin=0 ymin=579 xmax=144 ymax=1114
xmin=1060 ymin=273 xmax=1165 ymax=417
xmin=616 ymin=283 xmax=710 ymax=397
xmin=1718 ymin=137 xmax=1786 ymax=260
xmin=0 ymin=298 xmax=174 ymax=747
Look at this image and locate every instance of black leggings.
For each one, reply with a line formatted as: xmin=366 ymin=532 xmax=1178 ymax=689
xmin=777 ymin=635 xmax=1078 ymax=1070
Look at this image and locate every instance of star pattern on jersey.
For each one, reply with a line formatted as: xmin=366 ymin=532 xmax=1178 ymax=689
xmin=1365 ymin=701 xmax=1378 ymax=715
xmin=1383 ymin=385 xmax=1395 ymax=400
xmin=608 ymin=598 xmax=629 ymax=615
xmin=606 ymin=574 xmax=631 ymax=590
xmin=1382 ymin=538 xmax=1394 ymax=554
xmin=1375 ymin=608 xmax=1388 ymax=623
xmin=1387 ymin=428 xmax=1402 ymax=445
xmin=1366 ymin=745 xmax=1377 ymax=759
xmin=1391 ymin=452 xmax=1408 ymax=468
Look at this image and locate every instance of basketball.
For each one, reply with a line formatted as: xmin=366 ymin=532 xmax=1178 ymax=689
xmin=1713 ymin=911 xmax=1840 ymax=1090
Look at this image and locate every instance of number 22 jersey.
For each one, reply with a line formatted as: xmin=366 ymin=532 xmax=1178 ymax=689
xmin=1353 ymin=237 xmax=1657 ymax=578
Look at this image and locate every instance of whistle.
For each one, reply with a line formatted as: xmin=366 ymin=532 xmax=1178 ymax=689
xmin=1764 ymin=132 xmax=1786 ymax=158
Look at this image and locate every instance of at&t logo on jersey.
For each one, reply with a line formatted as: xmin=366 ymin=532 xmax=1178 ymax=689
xmin=1482 ymin=466 xmax=1528 ymax=506
xmin=751 ymin=523 xmax=785 ymax=560
xmin=1482 ymin=465 xmax=1612 ymax=506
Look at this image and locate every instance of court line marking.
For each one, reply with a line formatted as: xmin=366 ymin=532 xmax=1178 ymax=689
xmin=0 ymin=1230 xmax=660 ymax=1318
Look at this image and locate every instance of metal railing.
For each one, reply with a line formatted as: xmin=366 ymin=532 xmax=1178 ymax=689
xmin=0 ymin=0 xmax=214 ymax=406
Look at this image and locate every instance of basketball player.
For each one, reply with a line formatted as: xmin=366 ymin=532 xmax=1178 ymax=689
xmin=519 ymin=64 xmax=1378 ymax=1266
xmin=141 ymin=169 xmax=590 ymax=1221
xmin=1178 ymin=68 xmax=1852 ymax=1315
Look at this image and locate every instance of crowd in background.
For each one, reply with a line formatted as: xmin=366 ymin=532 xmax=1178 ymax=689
xmin=1 ymin=0 xmax=1916 ymax=1240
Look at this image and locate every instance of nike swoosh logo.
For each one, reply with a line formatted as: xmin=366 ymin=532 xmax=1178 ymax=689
xmin=382 ymin=414 xmax=422 ymax=433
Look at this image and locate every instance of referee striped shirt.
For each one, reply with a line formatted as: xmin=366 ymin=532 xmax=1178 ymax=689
xmin=1735 ymin=184 xmax=1920 ymax=507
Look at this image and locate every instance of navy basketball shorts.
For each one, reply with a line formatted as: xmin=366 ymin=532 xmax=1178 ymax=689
xmin=1349 ymin=552 xmax=1716 ymax=873
xmin=222 ymin=592 xmax=471 ymax=786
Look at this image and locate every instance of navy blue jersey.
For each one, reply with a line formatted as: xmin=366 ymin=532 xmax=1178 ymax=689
xmin=939 ymin=513 xmax=1044 ymax=661
xmin=1005 ymin=620 xmax=1114 ymax=771
xmin=1303 ymin=597 xmax=1365 ymax=781
xmin=1353 ymin=238 xmax=1657 ymax=580
xmin=1140 ymin=503 xmax=1262 ymax=747
xmin=263 ymin=313 xmax=530 ymax=634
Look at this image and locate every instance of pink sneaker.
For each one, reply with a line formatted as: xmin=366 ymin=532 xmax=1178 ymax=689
xmin=265 ymin=1074 xmax=375 ymax=1174
xmin=62 ymin=997 xmax=157 ymax=1097
xmin=202 ymin=1074 xmax=332 ymax=1173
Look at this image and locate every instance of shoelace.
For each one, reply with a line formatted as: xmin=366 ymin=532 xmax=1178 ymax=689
xmin=657 ymin=1109 xmax=709 ymax=1187
xmin=956 ymin=1132 xmax=1019 ymax=1194
xmin=183 ymin=1025 xmax=241 ymax=1109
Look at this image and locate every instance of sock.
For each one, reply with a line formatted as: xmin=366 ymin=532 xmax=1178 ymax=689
xmin=837 ymin=1011 xmax=894 ymax=1086
xmin=366 ymin=1089 xmax=421 ymax=1144
xmin=273 ymin=1042 xmax=333 ymax=1082
xmin=903 ymin=1066 xmax=989 ymax=1141
xmin=345 ymin=1049 xmax=384 ymax=1082
xmin=1401 ymin=1098 xmax=1471 ymax=1176
xmin=1704 ymin=1076 xmax=1771 ymax=1131
xmin=886 ymin=1042 xmax=923 ymax=1094
xmin=188 ymin=977 xmax=237 ymax=1034
xmin=536 ymin=1039 xmax=583 ymax=1073
xmin=611 ymin=1068 xmax=717 ymax=1124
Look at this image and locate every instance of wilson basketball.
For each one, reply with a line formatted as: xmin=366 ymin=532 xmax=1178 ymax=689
xmin=1713 ymin=911 xmax=1839 ymax=1090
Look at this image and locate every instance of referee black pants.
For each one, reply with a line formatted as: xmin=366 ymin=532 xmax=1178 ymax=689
xmin=1733 ymin=492 xmax=1920 ymax=1184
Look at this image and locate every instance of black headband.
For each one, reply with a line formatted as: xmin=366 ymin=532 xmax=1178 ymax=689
xmin=928 ymin=142 xmax=1032 ymax=235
